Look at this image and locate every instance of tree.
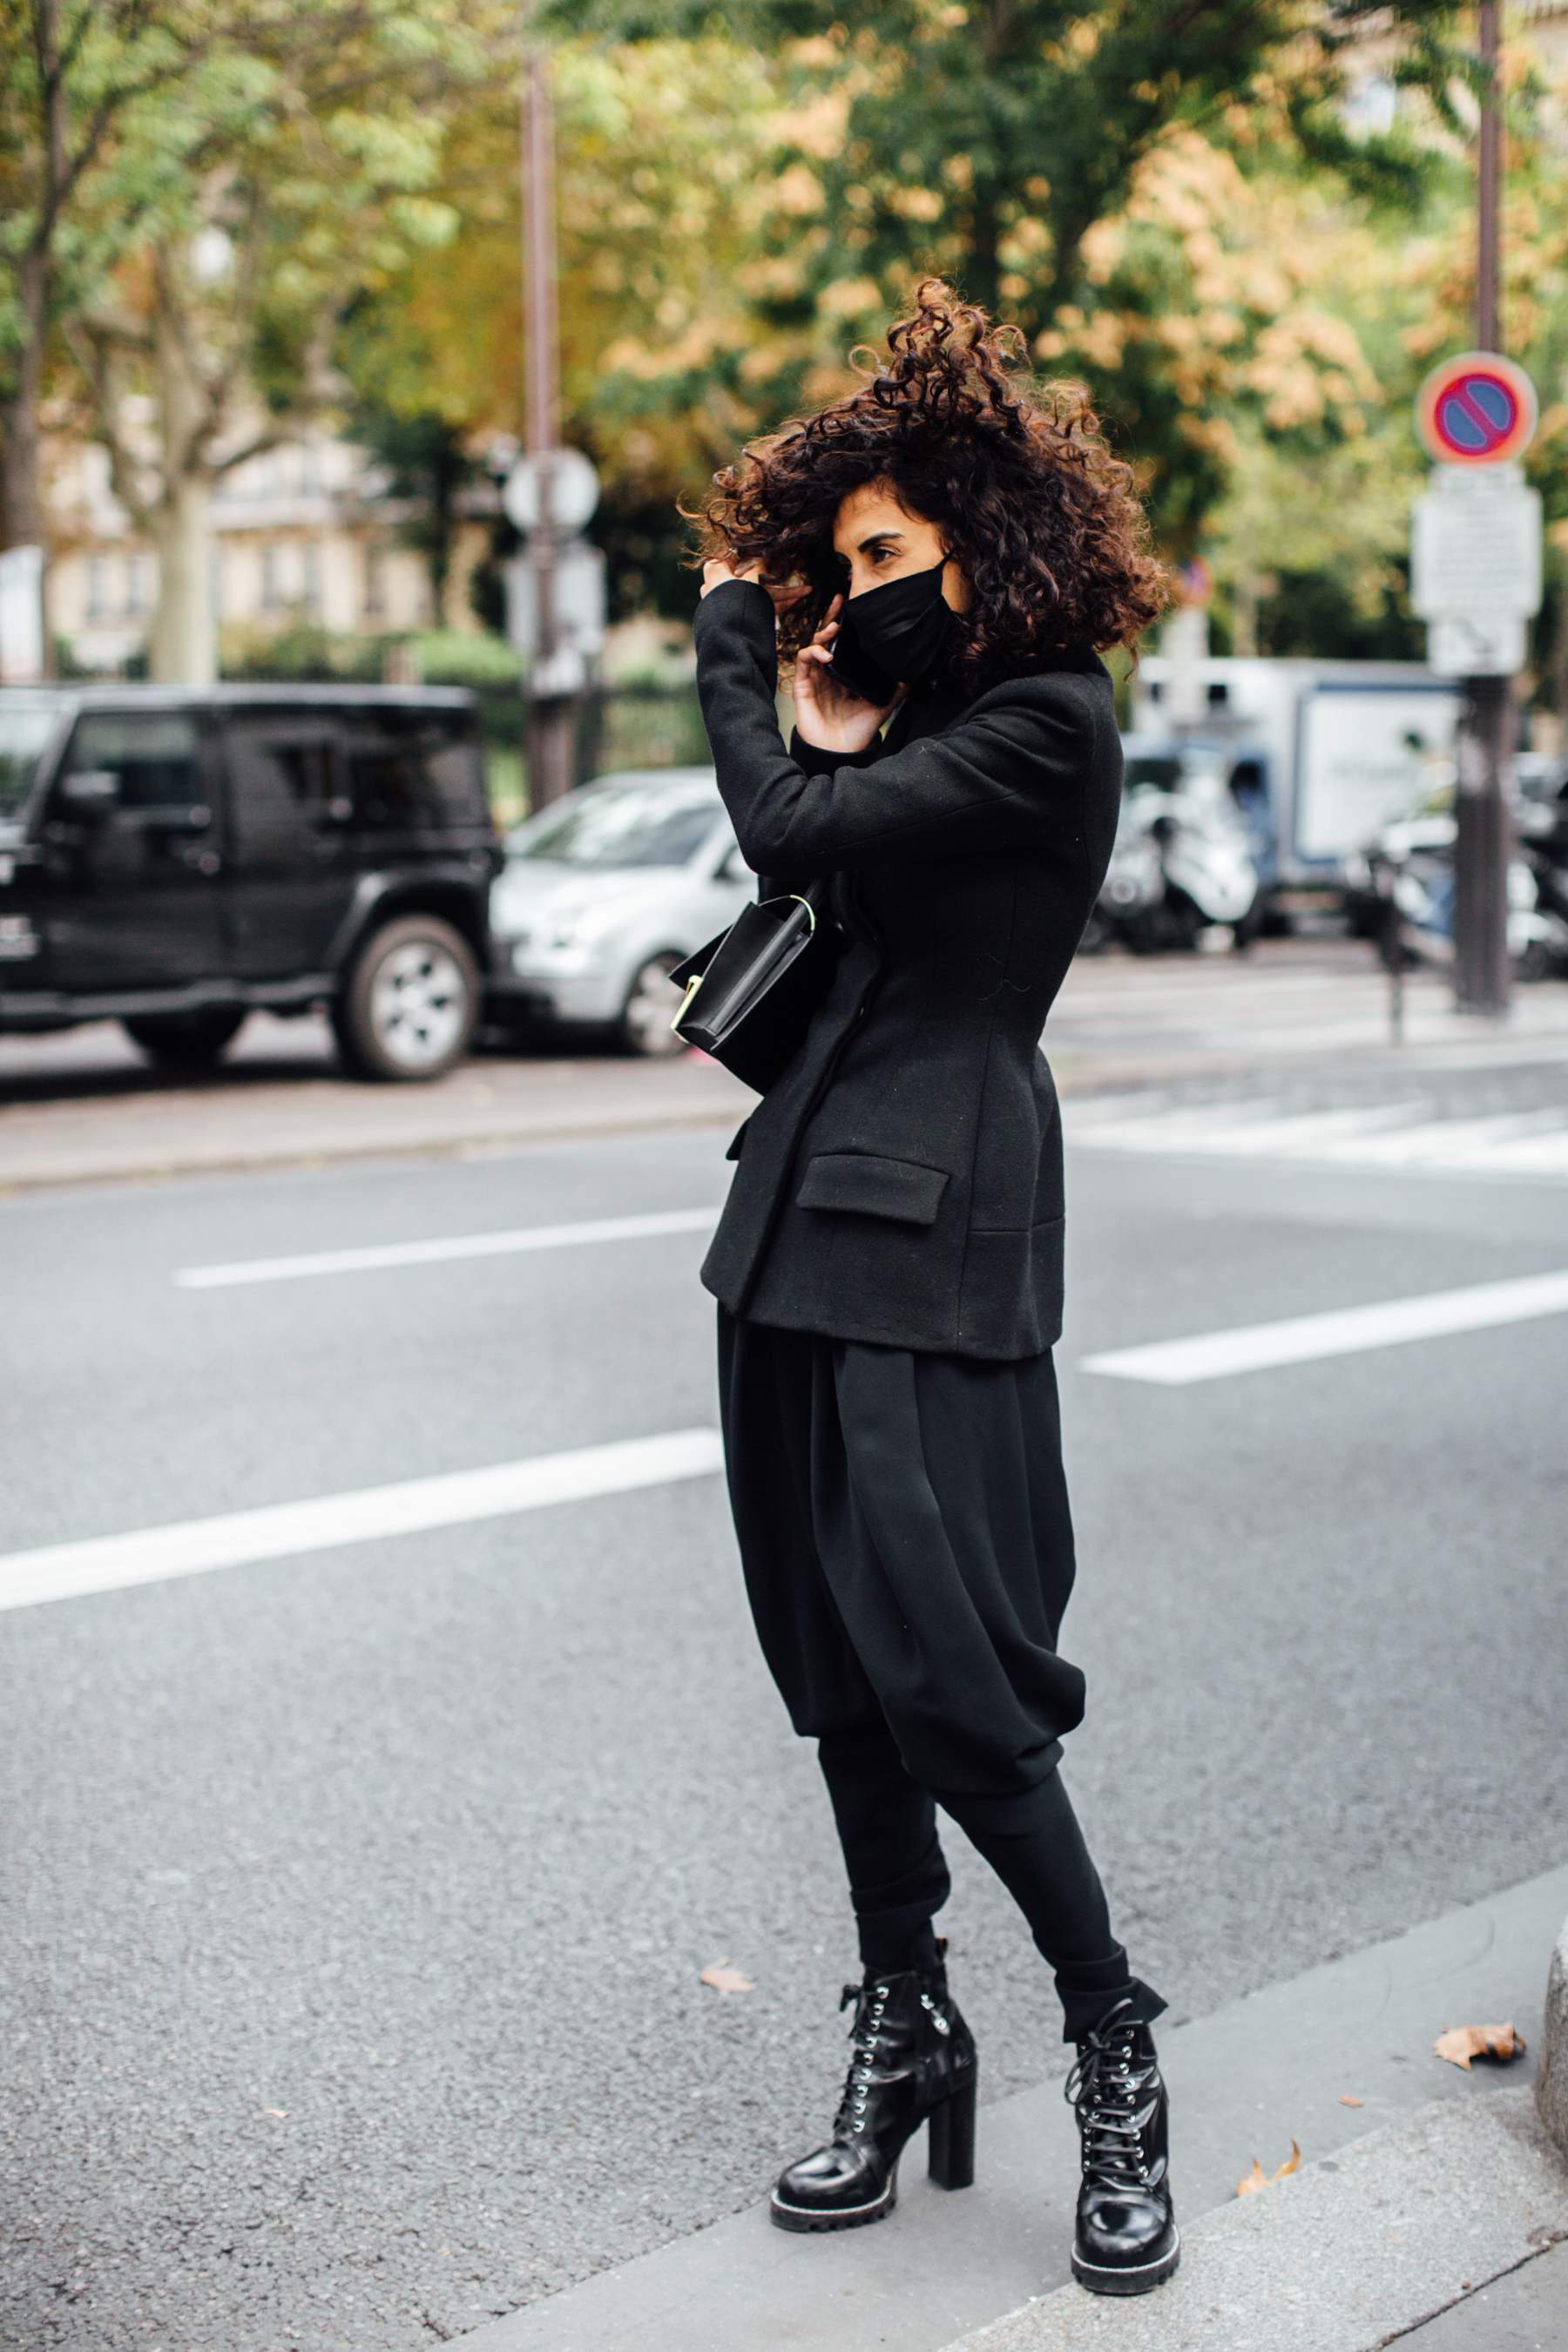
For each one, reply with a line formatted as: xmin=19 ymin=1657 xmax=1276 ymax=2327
xmin=522 ymin=3 xmax=1470 ymax=579
xmin=60 ymin=0 xmax=498 ymax=679
xmin=0 ymin=0 xmax=225 ymax=556
xmin=339 ymin=32 xmax=802 ymax=612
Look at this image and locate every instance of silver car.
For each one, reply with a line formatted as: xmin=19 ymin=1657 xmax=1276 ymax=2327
xmin=488 ymin=767 xmax=756 ymax=1053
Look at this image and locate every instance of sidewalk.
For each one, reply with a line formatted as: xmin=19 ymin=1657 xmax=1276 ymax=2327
xmin=946 ymin=2098 xmax=1567 ymax=2352
xmin=452 ymin=1867 xmax=1568 ymax=2352
xmin=3 ymin=943 xmax=1568 ymax=1194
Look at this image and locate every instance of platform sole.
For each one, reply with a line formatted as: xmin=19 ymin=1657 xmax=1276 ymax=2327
xmin=769 ymin=2171 xmax=897 ymax=2233
xmin=1070 ymin=2227 xmax=1180 ymax=2295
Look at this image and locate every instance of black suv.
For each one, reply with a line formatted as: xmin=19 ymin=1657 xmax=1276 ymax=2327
xmin=0 ymin=685 xmax=501 ymax=1080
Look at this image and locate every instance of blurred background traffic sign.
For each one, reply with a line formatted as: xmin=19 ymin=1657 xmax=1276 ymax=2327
xmin=503 ymin=446 xmax=600 ymax=537
xmin=1411 ymin=461 xmax=1542 ymax=666
xmin=1415 ymin=352 xmax=1538 ymax=468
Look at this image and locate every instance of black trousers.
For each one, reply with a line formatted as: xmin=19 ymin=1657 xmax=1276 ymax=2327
xmin=718 ymin=1309 xmax=1163 ymax=2042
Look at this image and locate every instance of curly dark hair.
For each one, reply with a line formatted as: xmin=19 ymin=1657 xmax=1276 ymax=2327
xmin=694 ymin=280 xmax=1167 ymax=691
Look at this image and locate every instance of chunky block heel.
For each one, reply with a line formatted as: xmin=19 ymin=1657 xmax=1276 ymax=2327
xmin=769 ymin=1963 xmax=978 ymax=2229
xmin=927 ymin=2069 xmax=977 ymax=2189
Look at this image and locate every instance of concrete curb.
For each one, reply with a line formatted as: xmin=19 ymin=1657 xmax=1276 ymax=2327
xmin=937 ymin=2090 xmax=1568 ymax=2352
xmin=453 ymin=1866 xmax=1568 ymax=2352
xmin=1537 ymin=1914 xmax=1568 ymax=2160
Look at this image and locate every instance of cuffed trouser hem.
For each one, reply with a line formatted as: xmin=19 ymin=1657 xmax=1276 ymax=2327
xmin=1055 ymin=1969 xmax=1168 ymax=2044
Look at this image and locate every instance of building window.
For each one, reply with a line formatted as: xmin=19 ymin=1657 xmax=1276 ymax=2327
xmin=125 ymin=554 xmax=150 ymax=618
xmin=364 ymin=543 xmax=388 ymax=621
xmin=261 ymin=544 xmax=283 ymax=611
xmin=303 ymin=541 xmax=321 ymax=617
xmin=86 ymin=557 xmax=108 ymax=620
xmin=301 ymin=443 xmax=321 ymax=497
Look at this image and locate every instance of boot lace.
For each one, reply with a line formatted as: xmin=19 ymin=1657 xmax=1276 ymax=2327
xmin=1064 ymin=1997 xmax=1150 ymax=2190
xmin=833 ymin=1978 xmax=889 ymax=2139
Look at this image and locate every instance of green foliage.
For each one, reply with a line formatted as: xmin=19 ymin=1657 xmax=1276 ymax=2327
xmin=348 ymin=405 xmax=480 ymax=608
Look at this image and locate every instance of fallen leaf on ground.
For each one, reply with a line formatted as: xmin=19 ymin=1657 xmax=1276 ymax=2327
xmin=260 ymin=2108 xmax=287 ymax=2119
xmin=1237 ymin=2141 xmax=1301 ymax=2197
xmin=1433 ymin=2024 xmax=1525 ymax=2071
xmin=1337 ymin=2095 xmax=1363 ymax=2107
xmin=700 ymin=1958 xmax=755 ymax=1993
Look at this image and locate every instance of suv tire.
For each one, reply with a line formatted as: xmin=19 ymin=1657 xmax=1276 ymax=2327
xmin=124 ymin=1008 xmax=247 ymax=1070
xmin=333 ymin=913 xmax=478 ymax=1082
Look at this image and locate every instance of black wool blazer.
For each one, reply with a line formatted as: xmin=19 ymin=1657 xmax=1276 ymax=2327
xmin=693 ymin=578 xmax=1123 ymax=1360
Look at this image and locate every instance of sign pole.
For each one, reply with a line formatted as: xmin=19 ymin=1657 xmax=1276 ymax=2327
xmin=1455 ymin=0 xmax=1511 ymax=1017
xmin=520 ymin=44 xmax=574 ymax=810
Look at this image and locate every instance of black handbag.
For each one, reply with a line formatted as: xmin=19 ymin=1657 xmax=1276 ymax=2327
xmin=669 ymin=883 xmax=843 ymax=1092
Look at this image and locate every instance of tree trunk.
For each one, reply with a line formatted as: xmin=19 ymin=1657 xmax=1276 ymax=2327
xmin=0 ymin=319 xmax=44 ymax=548
xmin=147 ymin=300 xmax=215 ymax=683
xmin=149 ymin=473 xmax=216 ymax=683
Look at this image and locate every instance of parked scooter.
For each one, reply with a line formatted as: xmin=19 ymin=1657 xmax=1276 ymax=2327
xmin=1513 ymin=757 xmax=1568 ymax=977
xmin=1084 ymin=755 xmax=1261 ymax=953
xmin=1353 ymin=795 xmax=1568 ymax=979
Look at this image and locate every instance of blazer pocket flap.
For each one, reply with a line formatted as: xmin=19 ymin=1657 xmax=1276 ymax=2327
xmin=795 ymin=1152 xmax=950 ymax=1227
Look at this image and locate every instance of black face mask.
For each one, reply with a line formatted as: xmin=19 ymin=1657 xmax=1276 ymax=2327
xmin=827 ymin=557 xmax=953 ymax=705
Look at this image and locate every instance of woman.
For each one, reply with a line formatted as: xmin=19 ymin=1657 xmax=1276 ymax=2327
xmin=693 ymin=283 xmax=1174 ymax=2297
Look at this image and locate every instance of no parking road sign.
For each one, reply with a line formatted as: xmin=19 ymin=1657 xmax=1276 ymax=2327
xmin=1415 ymin=353 xmax=1538 ymax=468
xmin=1411 ymin=355 xmax=1541 ymax=675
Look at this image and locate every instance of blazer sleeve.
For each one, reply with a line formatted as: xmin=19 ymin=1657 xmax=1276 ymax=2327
xmin=693 ymin=577 xmax=1094 ymax=869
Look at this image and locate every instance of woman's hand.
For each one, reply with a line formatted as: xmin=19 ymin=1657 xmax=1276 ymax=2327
xmin=701 ymin=558 xmax=762 ymax=598
xmin=794 ymin=597 xmax=903 ymax=755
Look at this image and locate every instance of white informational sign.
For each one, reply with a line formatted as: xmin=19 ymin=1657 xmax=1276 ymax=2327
xmin=1294 ymin=685 xmax=1460 ymax=862
xmin=503 ymin=447 xmax=600 ymax=537
xmin=1410 ymin=463 xmax=1542 ymax=621
xmin=1426 ymin=613 xmax=1526 ymax=679
xmin=504 ymin=535 xmax=607 ymax=696
xmin=0 ymin=544 xmax=44 ymax=682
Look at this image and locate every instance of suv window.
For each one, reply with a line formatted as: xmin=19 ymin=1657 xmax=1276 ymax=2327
xmin=226 ymin=713 xmax=337 ymax=823
xmin=0 ymin=694 xmax=70 ymax=816
xmin=347 ymin=709 xmax=486 ymax=829
xmin=64 ymin=712 xmax=202 ymax=808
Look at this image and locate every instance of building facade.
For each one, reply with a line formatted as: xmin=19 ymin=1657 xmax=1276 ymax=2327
xmin=44 ymin=422 xmax=451 ymax=676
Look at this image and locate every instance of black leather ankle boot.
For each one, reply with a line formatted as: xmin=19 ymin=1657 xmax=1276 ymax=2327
xmin=1064 ymin=1995 xmax=1179 ymax=2294
xmin=770 ymin=1957 xmax=977 ymax=2231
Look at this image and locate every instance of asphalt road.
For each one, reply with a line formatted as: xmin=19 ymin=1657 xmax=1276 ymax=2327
xmin=2 ymin=1066 xmax=1566 ymax=2351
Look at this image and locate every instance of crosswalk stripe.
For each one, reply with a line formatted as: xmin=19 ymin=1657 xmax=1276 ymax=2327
xmin=1082 ymin=1269 xmax=1568 ymax=1385
xmin=1065 ymin=1098 xmax=1568 ymax=1179
xmin=174 ymin=1206 xmax=723 ymax=1289
xmin=0 ymin=1428 xmax=726 ymax=1614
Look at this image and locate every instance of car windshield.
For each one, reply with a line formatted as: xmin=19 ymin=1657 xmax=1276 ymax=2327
xmin=0 ymin=694 xmax=69 ymax=817
xmin=510 ymin=780 xmax=720 ymax=870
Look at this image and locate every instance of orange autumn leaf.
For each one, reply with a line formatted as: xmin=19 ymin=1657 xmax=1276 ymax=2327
xmin=1433 ymin=2024 xmax=1525 ymax=2071
xmin=700 ymin=1958 xmax=755 ymax=1993
xmin=1338 ymin=2095 xmax=1363 ymax=2107
xmin=1237 ymin=2139 xmax=1301 ymax=2197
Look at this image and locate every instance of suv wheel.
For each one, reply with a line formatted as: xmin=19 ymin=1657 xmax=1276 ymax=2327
xmin=124 ymin=1008 xmax=247 ymax=1070
xmin=333 ymin=914 xmax=477 ymax=1081
xmin=619 ymin=953 xmax=687 ymax=1058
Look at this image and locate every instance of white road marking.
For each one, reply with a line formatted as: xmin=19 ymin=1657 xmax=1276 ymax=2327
xmin=1082 ymin=1269 xmax=1568 ymax=1385
xmin=1064 ymin=1097 xmax=1568 ymax=1180
xmin=174 ymin=1206 xmax=723 ymax=1289
xmin=0 ymin=1428 xmax=726 ymax=1613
